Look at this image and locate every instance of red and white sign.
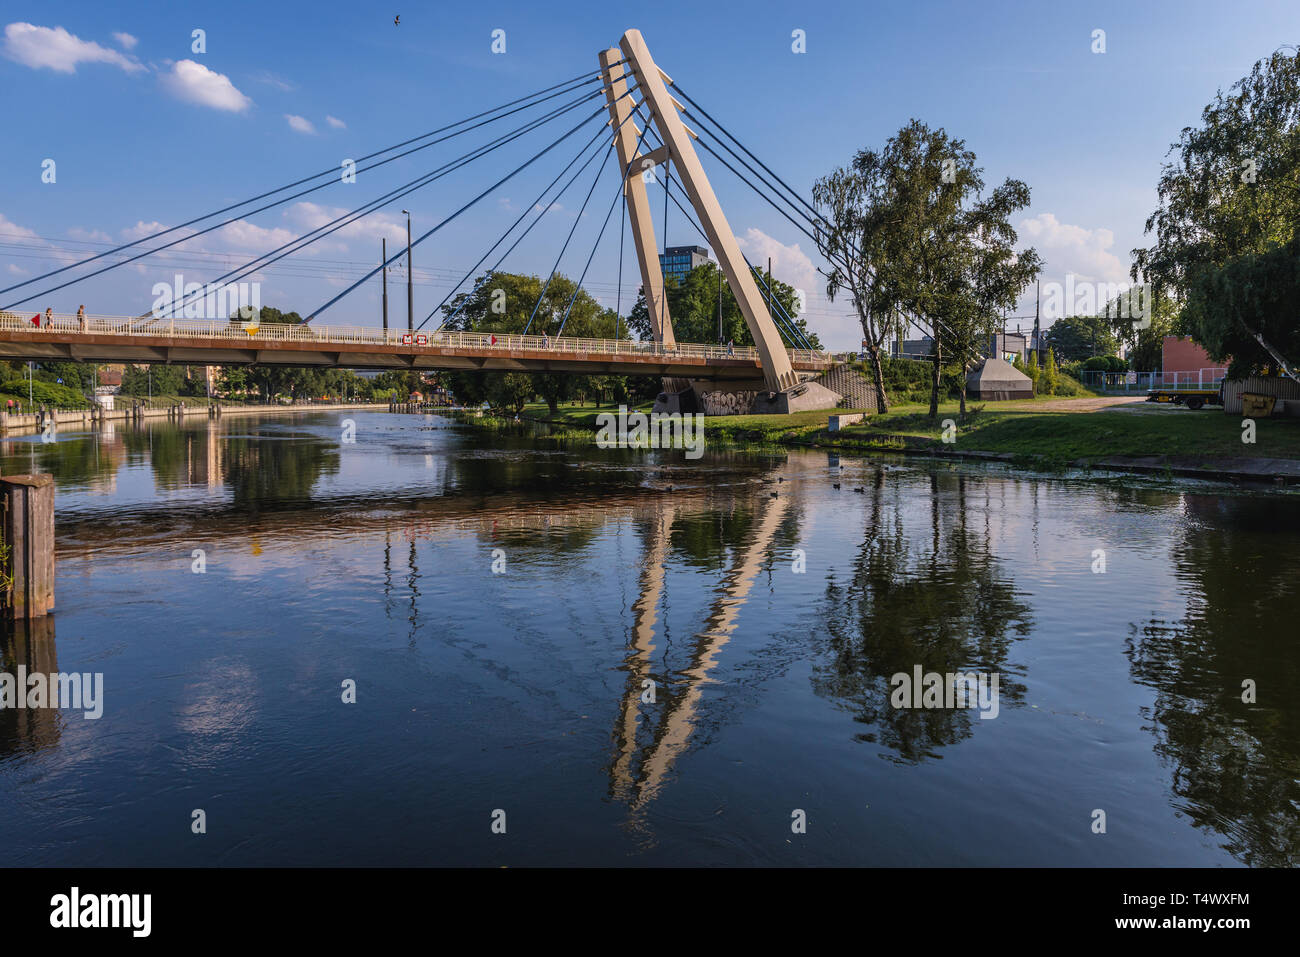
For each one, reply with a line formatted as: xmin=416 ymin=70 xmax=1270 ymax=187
xmin=401 ymin=333 xmax=413 ymax=345
xmin=415 ymin=333 xmax=428 ymax=346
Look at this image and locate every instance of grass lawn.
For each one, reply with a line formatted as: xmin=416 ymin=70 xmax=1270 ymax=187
xmin=519 ymin=400 xmax=651 ymax=429
xmin=833 ymin=400 xmax=1300 ymax=464
xmin=515 ymin=396 xmax=1300 ymax=465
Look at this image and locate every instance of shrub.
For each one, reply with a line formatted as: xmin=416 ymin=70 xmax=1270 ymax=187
xmin=876 ymin=356 xmax=966 ymax=404
xmin=1082 ymin=355 xmax=1128 ymax=372
xmin=0 ymin=379 xmax=87 ymax=407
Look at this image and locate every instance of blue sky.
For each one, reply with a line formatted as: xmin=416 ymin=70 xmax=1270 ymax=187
xmin=1 ymin=0 xmax=1296 ymax=350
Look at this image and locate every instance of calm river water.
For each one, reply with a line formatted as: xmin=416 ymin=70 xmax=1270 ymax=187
xmin=1 ymin=410 xmax=1297 ymax=866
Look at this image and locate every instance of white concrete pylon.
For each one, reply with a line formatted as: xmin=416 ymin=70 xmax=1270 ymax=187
xmin=617 ymin=29 xmax=797 ymax=392
xmin=599 ymin=48 xmax=675 ymax=348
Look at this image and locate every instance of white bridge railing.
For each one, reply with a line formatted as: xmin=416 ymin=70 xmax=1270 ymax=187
xmin=0 ymin=312 xmax=830 ymax=367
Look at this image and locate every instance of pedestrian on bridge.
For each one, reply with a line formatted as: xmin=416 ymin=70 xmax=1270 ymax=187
xmin=78 ymin=305 xmax=86 ymax=331
xmin=543 ymin=333 xmax=549 ymax=349
xmin=43 ymin=307 xmax=53 ymax=327
xmin=727 ymin=338 xmax=734 ymax=357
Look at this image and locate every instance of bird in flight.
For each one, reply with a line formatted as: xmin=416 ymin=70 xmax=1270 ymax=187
xmin=394 ymin=15 xmax=400 ymax=25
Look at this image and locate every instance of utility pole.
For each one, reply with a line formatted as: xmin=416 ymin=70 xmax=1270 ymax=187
xmin=381 ymin=238 xmax=389 ymax=334
xmin=402 ymin=210 xmax=413 ymax=332
xmin=717 ymin=265 xmax=722 ymax=342
xmin=663 ymin=165 xmax=670 ymax=254
xmin=1033 ymin=279 xmax=1041 ymax=361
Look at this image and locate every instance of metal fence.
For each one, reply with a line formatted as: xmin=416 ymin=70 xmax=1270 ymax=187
xmin=1075 ymin=368 xmax=1229 ymax=393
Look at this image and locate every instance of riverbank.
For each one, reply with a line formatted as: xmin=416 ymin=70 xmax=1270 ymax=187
xmin=0 ymin=401 xmax=383 ymax=437
xmin=499 ymin=397 xmax=1300 ymax=484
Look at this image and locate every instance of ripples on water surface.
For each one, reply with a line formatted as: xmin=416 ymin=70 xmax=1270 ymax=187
xmin=1 ymin=411 xmax=1297 ymax=866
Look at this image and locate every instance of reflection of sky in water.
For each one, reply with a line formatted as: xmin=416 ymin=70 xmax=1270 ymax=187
xmin=1 ymin=411 xmax=1297 ymax=866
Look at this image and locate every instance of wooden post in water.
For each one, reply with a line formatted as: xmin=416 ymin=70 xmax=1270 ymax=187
xmin=2 ymin=474 xmax=55 ymax=619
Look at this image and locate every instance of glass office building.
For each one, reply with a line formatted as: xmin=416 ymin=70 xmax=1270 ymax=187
xmin=659 ymin=245 xmax=712 ymax=284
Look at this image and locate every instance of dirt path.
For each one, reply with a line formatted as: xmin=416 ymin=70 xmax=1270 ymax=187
xmin=1027 ymin=395 xmax=1148 ymax=412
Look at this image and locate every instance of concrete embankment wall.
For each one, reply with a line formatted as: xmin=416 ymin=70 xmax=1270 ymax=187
xmin=0 ymin=402 xmax=382 ymax=437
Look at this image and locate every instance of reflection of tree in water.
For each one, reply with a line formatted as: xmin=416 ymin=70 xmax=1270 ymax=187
xmin=27 ymin=435 xmax=121 ymax=488
xmin=813 ymin=470 xmax=1032 ymax=763
xmin=1127 ymin=494 xmax=1300 ymax=867
xmin=116 ymin=422 xmax=339 ymax=505
xmin=221 ymin=433 xmax=339 ymax=509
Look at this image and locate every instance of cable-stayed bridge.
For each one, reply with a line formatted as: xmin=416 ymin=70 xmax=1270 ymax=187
xmin=0 ymin=29 xmax=865 ymax=413
xmin=0 ymin=312 xmax=831 ymax=380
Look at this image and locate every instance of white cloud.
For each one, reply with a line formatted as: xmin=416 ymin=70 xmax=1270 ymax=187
xmin=287 ymin=201 xmax=405 ymax=244
xmin=285 ymin=114 xmax=316 ymax=134
xmin=3 ymin=22 xmax=145 ymax=73
xmin=216 ymin=219 xmax=297 ymax=250
xmin=6 ymin=263 xmax=26 ymax=275
xmin=68 ymin=226 xmax=112 ymax=243
xmin=120 ymin=220 xmax=181 ymax=241
xmin=0 ymin=211 xmax=39 ymax=241
xmin=0 ymin=211 xmax=82 ymax=269
xmin=111 ymin=31 xmax=137 ymax=50
xmin=250 ymin=69 xmax=295 ymax=91
xmin=122 ymin=217 xmax=295 ymax=254
xmin=326 ymin=115 xmax=346 ymax=129
xmin=736 ymin=227 xmax=818 ymax=303
xmin=160 ymin=59 xmax=252 ymax=112
xmin=1017 ymin=212 xmax=1128 ymax=285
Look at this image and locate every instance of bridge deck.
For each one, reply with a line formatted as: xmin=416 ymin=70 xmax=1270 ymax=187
xmin=0 ymin=314 xmax=832 ymax=379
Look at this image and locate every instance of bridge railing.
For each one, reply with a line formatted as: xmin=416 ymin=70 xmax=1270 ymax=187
xmin=0 ymin=312 xmax=832 ymax=366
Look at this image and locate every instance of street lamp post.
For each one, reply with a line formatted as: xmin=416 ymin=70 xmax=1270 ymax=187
xmin=401 ymin=209 xmax=413 ymax=333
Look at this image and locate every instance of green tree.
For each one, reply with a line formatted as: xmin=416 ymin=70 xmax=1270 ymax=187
xmin=947 ymin=187 xmax=1042 ymax=415
xmin=1042 ymin=314 xmax=1119 ymax=361
xmin=1101 ymin=288 xmax=1177 ymax=371
xmin=820 ymin=120 xmax=1039 ymax=418
xmin=1043 ymin=347 xmax=1060 ymax=395
xmin=813 ymin=149 xmax=904 ymax=411
xmin=627 ymin=261 xmax=820 ymax=351
xmin=441 ymin=271 xmax=629 ymax=413
xmin=37 ymin=361 xmax=94 ymax=394
xmin=1133 ymin=47 xmax=1300 ymax=377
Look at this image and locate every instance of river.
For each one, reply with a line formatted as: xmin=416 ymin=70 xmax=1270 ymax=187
xmin=1 ymin=409 xmax=1297 ymax=866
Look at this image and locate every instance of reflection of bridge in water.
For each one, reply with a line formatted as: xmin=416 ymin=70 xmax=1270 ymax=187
xmin=45 ymin=458 xmax=799 ymax=824
xmin=612 ymin=493 xmax=789 ymax=813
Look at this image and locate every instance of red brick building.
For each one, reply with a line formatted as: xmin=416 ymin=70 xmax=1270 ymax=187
xmin=1161 ymin=336 xmax=1227 ymax=385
